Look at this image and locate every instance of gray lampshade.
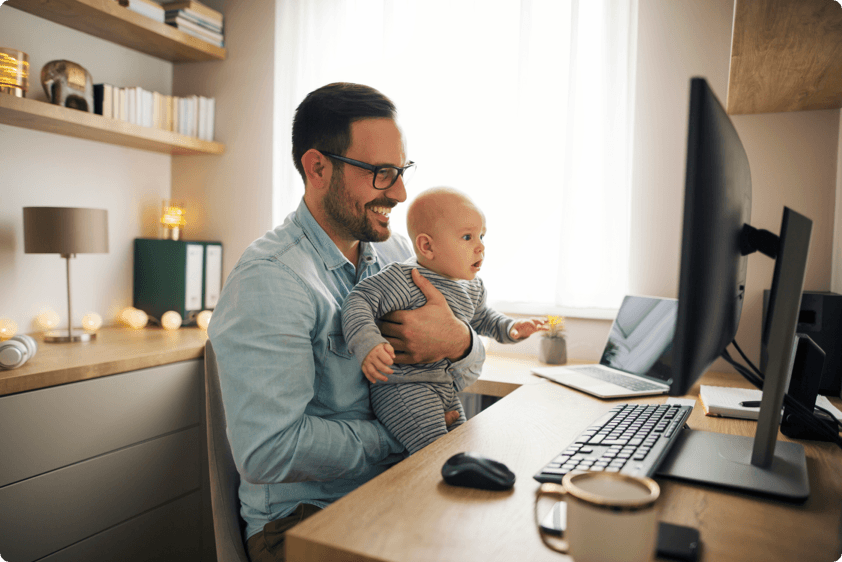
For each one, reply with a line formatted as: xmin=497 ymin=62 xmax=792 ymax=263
xmin=23 ymin=207 xmax=109 ymax=254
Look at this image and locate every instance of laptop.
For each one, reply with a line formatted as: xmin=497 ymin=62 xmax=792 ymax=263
xmin=532 ymin=295 xmax=678 ymax=399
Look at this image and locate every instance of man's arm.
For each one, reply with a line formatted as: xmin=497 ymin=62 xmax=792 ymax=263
xmin=208 ymin=260 xmax=403 ymax=485
xmin=379 ymin=268 xmax=474 ymax=363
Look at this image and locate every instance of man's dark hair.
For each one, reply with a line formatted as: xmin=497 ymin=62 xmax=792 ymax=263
xmin=292 ymin=83 xmax=397 ymax=184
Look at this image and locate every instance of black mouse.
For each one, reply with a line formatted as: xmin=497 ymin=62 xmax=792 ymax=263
xmin=441 ymin=452 xmax=515 ymax=491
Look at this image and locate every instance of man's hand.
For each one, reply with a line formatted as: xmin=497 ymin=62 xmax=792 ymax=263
xmin=361 ymin=342 xmax=394 ymax=384
xmin=379 ymin=269 xmax=471 ymax=364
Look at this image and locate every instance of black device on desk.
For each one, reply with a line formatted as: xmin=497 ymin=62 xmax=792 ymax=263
xmin=539 ymin=504 xmax=700 ymax=562
xmin=536 ymin=77 xmax=816 ymax=502
xmin=441 ymin=452 xmax=515 ymax=491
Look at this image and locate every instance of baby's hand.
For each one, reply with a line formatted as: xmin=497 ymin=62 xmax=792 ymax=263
xmin=509 ymin=318 xmax=548 ymax=340
xmin=361 ymin=342 xmax=395 ymax=383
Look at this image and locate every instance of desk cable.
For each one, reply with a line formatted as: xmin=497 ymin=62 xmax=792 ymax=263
xmin=722 ymin=341 xmax=842 ymax=449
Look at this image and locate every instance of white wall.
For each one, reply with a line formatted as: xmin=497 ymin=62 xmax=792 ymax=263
xmin=0 ymin=7 xmax=172 ymax=331
xmin=171 ymin=0 xmax=276 ymax=277
xmin=629 ymin=0 xmax=839 ymax=373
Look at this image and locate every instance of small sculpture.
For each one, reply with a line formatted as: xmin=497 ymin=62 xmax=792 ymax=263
xmin=41 ymin=60 xmax=93 ymax=112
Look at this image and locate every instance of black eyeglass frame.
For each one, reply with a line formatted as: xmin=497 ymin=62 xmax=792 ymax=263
xmin=318 ymin=150 xmax=415 ymax=190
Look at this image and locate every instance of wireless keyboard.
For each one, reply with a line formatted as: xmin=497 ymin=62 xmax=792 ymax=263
xmin=533 ymin=403 xmax=692 ymax=482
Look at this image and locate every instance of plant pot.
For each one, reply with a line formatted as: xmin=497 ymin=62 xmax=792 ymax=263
xmin=539 ymin=336 xmax=567 ymax=365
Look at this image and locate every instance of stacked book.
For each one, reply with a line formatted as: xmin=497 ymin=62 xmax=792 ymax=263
xmin=94 ymin=84 xmax=216 ymax=142
xmin=118 ymin=0 xmax=165 ymax=23
xmin=162 ymin=1 xmax=224 ymax=47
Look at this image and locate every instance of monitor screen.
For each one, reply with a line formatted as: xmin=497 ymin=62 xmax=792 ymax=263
xmin=669 ymin=77 xmax=752 ymax=396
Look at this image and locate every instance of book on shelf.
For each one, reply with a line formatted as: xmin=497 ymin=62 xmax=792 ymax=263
xmin=94 ymin=84 xmax=113 ymax=119
xmin=94 ymin=83 xmax=215 ymax=141
xmin=161 ymin=0 xmax=222 ymax=24
xmin=118 ymin=0 xmax=166 ymax=23
xmin=165 ymin=9 xmax=222 ymax=33
xmin=167 ymin=15 xmax=223 ymax=44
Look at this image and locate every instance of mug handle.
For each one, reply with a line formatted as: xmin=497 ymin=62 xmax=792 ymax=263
xmin=534 ymin=482 xmax=570 ymax=553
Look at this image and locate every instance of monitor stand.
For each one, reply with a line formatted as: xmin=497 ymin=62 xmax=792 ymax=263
xmin=655 ymin=428 xmax=809 ymax=501
xmin=657 ymin=207 xmax=813 ymax=503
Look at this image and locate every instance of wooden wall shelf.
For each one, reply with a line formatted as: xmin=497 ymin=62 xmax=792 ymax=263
xmin=0 ymin=95 xmax=225 ymax=155
xmin=727 ymin=0 xmax=842 ymax=115
xmin=7 ymin=0 xmax=226 ymax=62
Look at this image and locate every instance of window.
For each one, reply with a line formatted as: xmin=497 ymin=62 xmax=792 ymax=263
xmin=275 ymin=0 xmax=637 ymax=316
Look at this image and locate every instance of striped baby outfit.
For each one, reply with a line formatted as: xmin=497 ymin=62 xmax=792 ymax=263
xmin=342 ymin=258 xmax=517 ymax=454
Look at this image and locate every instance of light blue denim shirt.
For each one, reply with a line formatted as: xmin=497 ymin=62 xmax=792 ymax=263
xmin=207 ymin=198 xmax=485 ymax=540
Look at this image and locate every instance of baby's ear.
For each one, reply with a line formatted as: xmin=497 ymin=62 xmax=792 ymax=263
xmin=415 ymin=233 xmax=434 ymax=260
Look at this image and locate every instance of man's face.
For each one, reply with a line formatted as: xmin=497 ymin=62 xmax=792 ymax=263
xmin=323 ymin=118 xmax=408 ymax=243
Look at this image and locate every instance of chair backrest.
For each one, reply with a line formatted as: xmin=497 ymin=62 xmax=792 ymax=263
xmin=205 ymin=340 xmax=250 ymax=562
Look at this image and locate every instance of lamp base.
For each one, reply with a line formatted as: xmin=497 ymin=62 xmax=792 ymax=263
xmin=44 ymin=329 xmax=96 ymax=343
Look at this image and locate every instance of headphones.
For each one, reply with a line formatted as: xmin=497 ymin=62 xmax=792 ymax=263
xmin=0 ymin=335 xmax=38 ymax=370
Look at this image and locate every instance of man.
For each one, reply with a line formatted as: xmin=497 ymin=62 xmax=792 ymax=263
xmin=207 ymin=83 xmax=485 ymax=562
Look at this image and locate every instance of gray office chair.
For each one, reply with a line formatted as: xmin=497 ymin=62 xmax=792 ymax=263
xmin=205 ymin=340 xmax=250 ymax=562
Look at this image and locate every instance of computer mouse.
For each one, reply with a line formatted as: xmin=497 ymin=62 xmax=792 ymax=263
xmin=441 ymin=452 xmax=515 ymax=491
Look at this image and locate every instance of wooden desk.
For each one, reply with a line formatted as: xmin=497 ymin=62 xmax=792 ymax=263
xmin=0 ymin=326 xmax=208 ymax=396
xmin=287 ymin=357 xmax=842 ymax=562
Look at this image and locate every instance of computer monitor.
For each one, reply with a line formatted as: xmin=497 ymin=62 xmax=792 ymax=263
xmin=655 ymin=78 xmax=813 ymax=501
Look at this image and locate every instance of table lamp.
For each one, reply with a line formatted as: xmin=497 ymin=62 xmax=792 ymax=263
xmin=23 ymin=207 xmax=109 ymax=343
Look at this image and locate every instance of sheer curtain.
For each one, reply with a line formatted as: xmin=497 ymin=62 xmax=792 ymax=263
xmin=275 ymin=0 xmax=637 ymax=315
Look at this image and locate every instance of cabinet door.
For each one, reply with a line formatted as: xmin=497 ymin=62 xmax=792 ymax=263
xmin=0 ymin=428 xmax=201 ymax=562
xmin=38 ymin=492 xmax=203 ymax=562
xmin=0 ymin=360 xmax=202 ymax=487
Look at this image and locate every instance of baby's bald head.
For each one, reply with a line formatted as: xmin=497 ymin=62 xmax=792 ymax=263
xmin=407 ymin=187 xmax=480 ymax=248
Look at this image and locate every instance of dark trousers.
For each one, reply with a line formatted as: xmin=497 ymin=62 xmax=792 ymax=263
xmin=245 ymin=503 xmax=322 ymax=562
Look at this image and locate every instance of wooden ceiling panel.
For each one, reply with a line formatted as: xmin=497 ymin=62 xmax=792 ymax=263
xmin=727 ymin=0 xmax=842 ymax=114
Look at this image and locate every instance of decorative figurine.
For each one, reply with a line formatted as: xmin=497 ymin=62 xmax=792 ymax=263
xmin=41 ymin=60 xmax=93 ymax=112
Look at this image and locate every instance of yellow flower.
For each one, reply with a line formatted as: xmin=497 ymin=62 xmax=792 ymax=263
xmin=545 ymin=315 xmax=566 ymax=338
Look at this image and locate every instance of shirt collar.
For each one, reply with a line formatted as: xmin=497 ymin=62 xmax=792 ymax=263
xmin=295 ymin=198 xmax=378 ymax=271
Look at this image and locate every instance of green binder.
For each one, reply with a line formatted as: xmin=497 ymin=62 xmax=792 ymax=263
xmin=133 ymin=238 xmax=223 ymax=325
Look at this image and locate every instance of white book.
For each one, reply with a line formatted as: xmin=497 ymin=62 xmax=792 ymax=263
xmin=699 ymin=385 xmax=762 ymax=420
xmin=169 ymin=15 xmax=223 ymax=42
xmin=175 ymin=25 xmax=224 ymax=47
xmin=120 ymin=0 xmax=165 ymax=22
xmin=207 ymin=97 xmax=214 ymax=141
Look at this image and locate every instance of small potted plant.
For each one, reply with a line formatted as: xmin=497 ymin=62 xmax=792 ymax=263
xmin=539 ymin=315 xmax=567 ymax=364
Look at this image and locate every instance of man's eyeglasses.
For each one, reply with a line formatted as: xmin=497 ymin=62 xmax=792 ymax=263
xmin=319 ymin=151 xmax=416 ymax=190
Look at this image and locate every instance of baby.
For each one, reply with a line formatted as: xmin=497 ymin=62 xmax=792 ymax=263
xmin=341 ymin=187 xmax=545 ymax=454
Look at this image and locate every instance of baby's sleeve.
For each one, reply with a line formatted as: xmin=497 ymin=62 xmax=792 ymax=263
xmin=469 ymin=278 xmax=518 ymax=344
xmin=341 ymin=265 xmax=413 ymax=363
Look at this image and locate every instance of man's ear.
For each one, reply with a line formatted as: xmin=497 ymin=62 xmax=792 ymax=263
xmin=301 ymin=149 xmax=332 ymax=190
xmin=415 ymin=233 xmax=434 ymax=260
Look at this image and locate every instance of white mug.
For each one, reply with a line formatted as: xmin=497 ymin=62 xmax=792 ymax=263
xmin=535 ymin=471 xmax=660 ymax=562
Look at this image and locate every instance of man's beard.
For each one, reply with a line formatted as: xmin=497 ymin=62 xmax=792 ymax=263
xmin=323 ymin=167 xmax=393 ymax=243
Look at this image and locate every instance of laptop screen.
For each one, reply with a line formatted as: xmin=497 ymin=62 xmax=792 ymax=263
xmin=599 ymin=295 xmax=678 ymax=383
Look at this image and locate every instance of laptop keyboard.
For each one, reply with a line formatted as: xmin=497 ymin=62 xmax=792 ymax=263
xmin=575 ymin=365 xmax=666 ymax=392
xmin=534 ymin=403 xmax=692 ymax=482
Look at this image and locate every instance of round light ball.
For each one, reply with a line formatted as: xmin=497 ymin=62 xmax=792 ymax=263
xmin=161 ymin=311 xmax=182 ymax=331
xmin=35 ymin=309 xmax=60 ymax=331
xmin=82 ymin=313 xmax=103 ymax=332
xmin=120 ymin=307 xmax=148 ymax=330
xmin=0 ymin=318 xmax=18 ymax=341
xmin=196 ymin=310 xmax=212 ymax=330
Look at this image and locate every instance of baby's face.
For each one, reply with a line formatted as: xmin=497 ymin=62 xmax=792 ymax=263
xmin=429 ymin=202 xmax=486 ymax=280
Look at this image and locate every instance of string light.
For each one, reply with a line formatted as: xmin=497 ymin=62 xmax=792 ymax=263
xmin=120 ymin=307 xmax=148 ymax=330
xmin=196 ymin=310 xmax=212 ymax=330
xmin=0 ymin=318 xmax=17 ymax=341
xmin=161 ymin=310 xmax=182 ymax=331
xmin=35 ymin=309 xmax=60 ymax=331
xmin=81 ymin=312 xmax=103 ymax=332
